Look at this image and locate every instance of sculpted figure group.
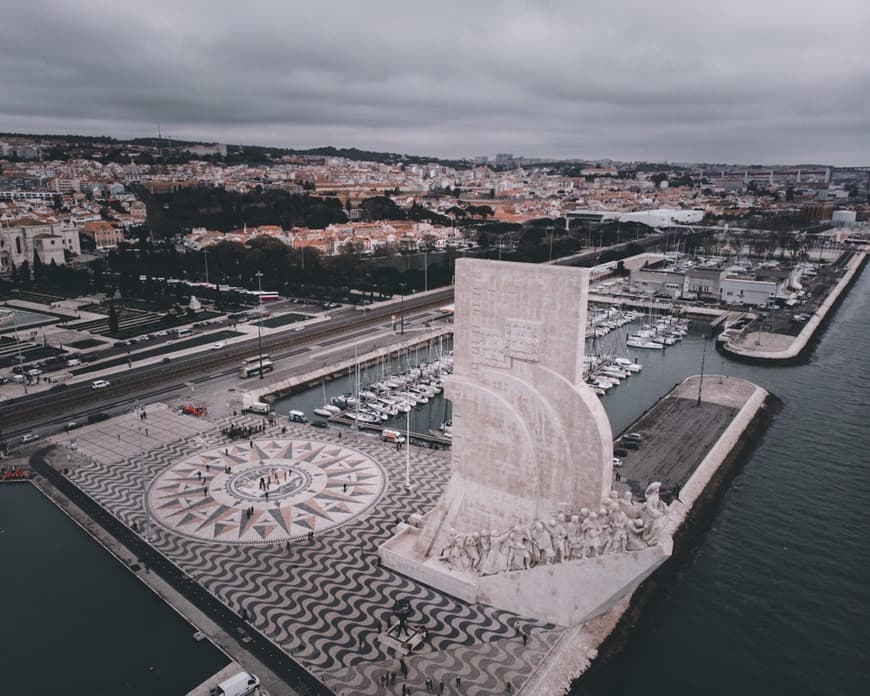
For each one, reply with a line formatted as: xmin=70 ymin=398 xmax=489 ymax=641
xmin=439 ymin=482 xmax=671 ymax=576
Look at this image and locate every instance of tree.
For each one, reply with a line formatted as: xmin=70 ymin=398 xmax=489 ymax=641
xmin=32 ymin=251 xmax=44 ymax=285
xmin=108 ymin=299 xmax=119 ymax=334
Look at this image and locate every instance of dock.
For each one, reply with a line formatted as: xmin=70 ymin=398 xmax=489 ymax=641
xmin=613 ymin=375 xmax=760 ymax=497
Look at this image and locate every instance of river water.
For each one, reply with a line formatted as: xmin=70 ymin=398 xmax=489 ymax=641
xmin=0 ymin=484 xmax=228 ymax=695
xmin=574 ymin=264 xmax=870 ymax=695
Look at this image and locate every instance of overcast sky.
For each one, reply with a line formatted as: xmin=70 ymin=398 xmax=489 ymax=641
xmin=1 ymin=0 xmax=868 ymax=165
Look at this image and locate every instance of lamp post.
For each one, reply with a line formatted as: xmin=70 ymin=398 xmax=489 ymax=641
xmin=13 ymin=310 xmax=28 ymax=395
xmin=697 ymin=336 xmax=708 ymax=406
xmin=405 ymin=381 xmax=412 ymax=488
xmin=255 ymin=270 xmax=264 ymax=379
xmin=203 ymin=248 xmax=209 ymax=284
xmin=399 ymin=282 xmax=407 ymax=335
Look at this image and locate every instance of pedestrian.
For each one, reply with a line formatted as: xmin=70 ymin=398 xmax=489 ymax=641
xmin=439 ymin=681 xmax=445 ymax=694
xmin=522 ymin=632 xmax=528 ymax=646
xmin=145 ymin=428 xmax=149 ymax=437
xmin=455 ymin=676 xmax=461 ymax=688
xmin=425 ymin=676 xmax=432 ymax=691
xmin=203 ymin=487 xmax=207 ymax=497
xmin=506 ymin=682 xmax=512 ymax=693
xmin=343 ymin=483 xmax=347 ymax=493
xmin=250 ymin=440 xmax=253 ymax=448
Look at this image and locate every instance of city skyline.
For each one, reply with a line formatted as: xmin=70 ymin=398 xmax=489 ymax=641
xmin=1 ymin=0 xmax=868 ymax=166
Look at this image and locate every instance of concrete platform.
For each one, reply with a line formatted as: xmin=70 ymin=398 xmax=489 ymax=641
xmin=615 ymin=375 xmax=758 ymax=496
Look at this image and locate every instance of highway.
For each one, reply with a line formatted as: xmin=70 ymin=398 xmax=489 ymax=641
xmin=0 ymin=287 xmax=454 ymax=437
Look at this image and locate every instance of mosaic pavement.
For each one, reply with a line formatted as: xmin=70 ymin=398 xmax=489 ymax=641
xmin=63 ymin=409 xmax=564 ymax=695
xmin=148 ymin=439 xmax=386 ymax=544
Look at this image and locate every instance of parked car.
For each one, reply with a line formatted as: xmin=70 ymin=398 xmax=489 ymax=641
xmin=20 ymin=432 xmax=39 ymax=443
xmin=91 ymin=379 xmax=111 ymax=390
xmin=64 ymin=421 xmax=81 ymax=432
xmin=87 ymin=412 xmax=111 ymax=424
xmin=288 ymin=410 xmax=308 ymax=423
xmin=382 ymin=429 xmax=406 ymax=445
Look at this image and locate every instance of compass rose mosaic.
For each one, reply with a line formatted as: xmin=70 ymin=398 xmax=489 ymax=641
xmin=147 ymin=439 xmax=386 ymax=543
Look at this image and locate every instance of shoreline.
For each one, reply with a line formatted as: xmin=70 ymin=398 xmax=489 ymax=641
xmin=720 ymin=251 xmax=866 ymax=364
xmin=524 ymin=376 xmax=779 ymax=695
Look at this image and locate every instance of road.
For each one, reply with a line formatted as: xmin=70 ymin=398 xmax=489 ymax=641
xmin=0 ymin=287 xmax=453 ymax=439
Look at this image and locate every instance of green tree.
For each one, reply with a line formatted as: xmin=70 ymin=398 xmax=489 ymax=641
xmin=32 ymin=251 xmax=44 ymax=285
xmin=108 ymin=299 xmax=119 ymax=334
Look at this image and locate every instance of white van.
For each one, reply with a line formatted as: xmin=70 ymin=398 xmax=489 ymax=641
xmin=176 ymin=328 xmax=194 ymax=338
xmin=288 ymin=410 xmax=307 ymax=423
xmin=213 ymin=671 xmax=260 ymax=696
xmin=248 ymin=402 xmax=271 ymax=415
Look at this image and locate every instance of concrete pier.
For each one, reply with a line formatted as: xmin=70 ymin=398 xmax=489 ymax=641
xmin=722 ymin=251 xmax=865 ymax=363
xmin=525 ymin=375 xmax=776 ymax=694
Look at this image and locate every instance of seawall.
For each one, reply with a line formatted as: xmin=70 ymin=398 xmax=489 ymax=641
xmin=721 ymin=251 xmax=865 ymax=364
xmin=524 ymin=376 xmax=779 ymax=695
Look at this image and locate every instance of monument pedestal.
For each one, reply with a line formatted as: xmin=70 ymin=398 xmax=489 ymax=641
xmin=380 ymin=525 xmax=671 ymax=627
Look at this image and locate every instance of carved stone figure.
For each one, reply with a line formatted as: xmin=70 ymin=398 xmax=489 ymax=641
xmin=507 ymin=525 xmax=531 ymax=571
xmin=566 ymin=514 xmax=584 ymax=560
xmin=582 ymin=512 xmax=605 ymax=558
xmin=465 ymin=532 xmax=482 ymax=572
xmin=531 ymin=520 xmax=556 ymax=564
xmin=641 ymin=482 xmax=668 ymax=545
xmin=439 ymin=528 xmax=466 ymax=570
xmin=608 ymin=508 xmax=629 ymax=554
xmin=481 ymin=528 xmax=510 ymax=575
xmin=553 ymin=513 xmax=569 ymax=561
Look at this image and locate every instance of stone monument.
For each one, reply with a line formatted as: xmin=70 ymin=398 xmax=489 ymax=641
xmin=380 ymin=259 xmax=673 ymax=626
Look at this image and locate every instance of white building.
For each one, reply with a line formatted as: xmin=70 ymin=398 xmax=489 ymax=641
xmin=0 ymin=221 xmax=81 ymax=274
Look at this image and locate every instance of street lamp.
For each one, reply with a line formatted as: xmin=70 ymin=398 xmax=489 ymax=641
xmin=255 ymin=270 xmax=264 ymax=379
xmin=203 ymin=248 xmax=209 ymax=284
xmin=12 ymin=310 xmax=28 ymax=395
xmin=399 ymin=282 xmax=407 ymax=335
xmin=405 ymin=381 xmax=412 ymax=488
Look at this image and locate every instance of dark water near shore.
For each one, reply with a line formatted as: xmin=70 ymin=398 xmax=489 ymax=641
xmin=574 ymin=264 xmax=870 ymax=695
xmin=0 ymin=485 xmax=228 ymax=695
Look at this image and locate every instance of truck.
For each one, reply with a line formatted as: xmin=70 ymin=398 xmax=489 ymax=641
xmin=211 ymin=671 xmax=261 ymax=696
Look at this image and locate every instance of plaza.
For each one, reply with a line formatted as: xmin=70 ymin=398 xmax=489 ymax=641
xmin=49 ymin=407 xmax=563 ymax=695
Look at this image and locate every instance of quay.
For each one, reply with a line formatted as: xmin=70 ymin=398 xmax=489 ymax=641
xmin=527 ymin=375 xmax=778 ymax=694
xmin=720 ymin=251 xmax=866 ymax=363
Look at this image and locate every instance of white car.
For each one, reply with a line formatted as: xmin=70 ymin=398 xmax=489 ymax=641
xmin=612 ymin=457 xmax=623 ymax=468
xmin=91 ymin=379 xmax=111 ymax=390
xmin=211 ymin=341 xmax=226 ymax=350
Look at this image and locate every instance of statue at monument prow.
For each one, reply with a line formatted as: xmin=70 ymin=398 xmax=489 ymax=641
xmin=414 ymin=259 xmax=615 ymax=561
xmin=436 ymin=485 xmax=674 ymax=577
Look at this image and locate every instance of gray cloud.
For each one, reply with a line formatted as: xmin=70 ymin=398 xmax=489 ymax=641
xmin=1 ymin=0 xmax=868 ymax=164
